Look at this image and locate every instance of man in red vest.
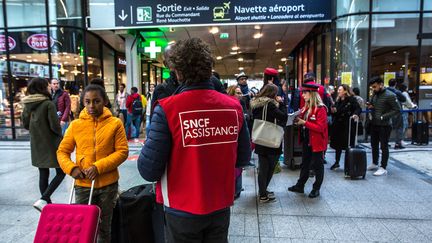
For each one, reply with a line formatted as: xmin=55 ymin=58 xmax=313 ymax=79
xmin=137 ymin=38 xmax=251 ymax=242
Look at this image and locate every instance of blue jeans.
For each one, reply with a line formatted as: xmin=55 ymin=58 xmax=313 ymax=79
xmin=145 ymin=114 xmax=151 ymax=137
xmin=126 ymin=113 xmax=141 ymax=139
xmin=61 ymin=121 xmax=69 ymax=135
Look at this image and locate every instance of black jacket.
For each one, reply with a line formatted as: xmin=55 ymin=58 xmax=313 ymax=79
xmin=138 ymin=81 xmax=252 ymax=182
xmin=370 ymin=88 xmax=401 ymax=126
xmin=330 ymin=96 xmax=361 ymax=150
xmin=251 ymin=97 xmax=287 ymax=155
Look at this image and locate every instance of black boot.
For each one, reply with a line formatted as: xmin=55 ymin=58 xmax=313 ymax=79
xmin=330 ymin=163 xmax=340 ymax=170
xmin=308 ymin=189 xmax=320 ymax=198
xmin=288 ymin=185 xmax=304 ymax=193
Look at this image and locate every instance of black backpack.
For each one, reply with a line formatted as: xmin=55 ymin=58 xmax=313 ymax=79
xmin=132 ymin=97 xmax=143 ymax=116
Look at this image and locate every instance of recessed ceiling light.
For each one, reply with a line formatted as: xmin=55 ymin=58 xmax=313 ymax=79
xmin=238 ymin=67 xmax=244 ymax=70
xmin=62 ymin=52 xmax=68 ymax=55
xmin=212 ymin=69 xmax=215 ymax=72
xmin=26 ymin=55 xmax=32 ymax=58
xmin=11 ymin=55 xmax=16 ymax=58
xmin=64 ymin=61 xmax=68 ymax=64
xmin=33 ymin=59 xmax=38 ymax=62
xmin=238 ymin=57 xmax=244 ymax=62
xmin=275 ymin=41 xmax=282 ymax=45
xmin=89 ymin=61 xmax=93 ymax=64
xmin=253 ymin=33 xmax=263 ymax=39
xmin=216 ymin=56 xmax=222 ymax=60
xmin=77 ymin=64 xmax=81 ymax=66
xmin=209 ymin=27 xmax=219 ymax=34
xmin=276 ymin=48 xmax=282 ymax=52
xmin=231 ymin=46 xmax=240 ymax=51
xmin=278 ymin=69 xmax=283 ymax=73
xmin=230 ymin=51 xmax=237 ymax=55
xmin=254 ymin=25 xmax=261 ymax=30
xmin=66 ymin=56 xmax=70 ymax=59
xmin=402 ymin=64 xmax=406 ymax=67
xmin=281 ymin=57 xmax=287 ymax=62
xmin=393 ymin=51 xmax=397 ymax=54
xmin=26 ymin=59 xmax=32 ymax=62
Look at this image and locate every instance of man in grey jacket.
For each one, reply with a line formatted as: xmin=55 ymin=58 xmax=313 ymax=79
xmin=366 ymin=77 xmax=401 ymax=176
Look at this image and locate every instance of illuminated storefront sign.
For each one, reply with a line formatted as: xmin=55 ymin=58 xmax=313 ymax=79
xmin=26 ymin=34 xmax=55 ymax=51
xmin=0 ymin=35 xmax=16 ymax=52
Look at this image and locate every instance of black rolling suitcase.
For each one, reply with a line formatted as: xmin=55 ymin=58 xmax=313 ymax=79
xmin=283 ymin=125 xmax=302 ymax=170
xmin=411 ymin=120 xmax=429 ymax=145
xmin=344 ymin=117 xmax=367 ymax=179
xmin=111 ymin=184 xmax=165 ymax=243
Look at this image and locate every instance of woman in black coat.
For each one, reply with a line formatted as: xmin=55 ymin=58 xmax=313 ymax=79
xmin=329 ymin=84 xmax=361 ymax=170
xmin=251 ymin=83 xmax=287 ymax=203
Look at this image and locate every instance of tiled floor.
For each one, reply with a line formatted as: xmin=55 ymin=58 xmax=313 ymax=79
xmin=0 ymin=141 xmax=432 ymax=242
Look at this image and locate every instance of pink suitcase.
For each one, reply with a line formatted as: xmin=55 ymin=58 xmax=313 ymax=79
xmin=34 ymin=180 xmax=101 ymax=243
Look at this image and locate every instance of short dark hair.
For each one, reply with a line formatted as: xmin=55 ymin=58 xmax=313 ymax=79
xmin=369 ymin=77 xmax=384 ymax=85
xmin=131 ymin=87 xmax=138 ymax=93
xmin=168 ymin=38 xmax=213 ymax=85
xmin=388 ymin=78 xmax=397 ymax=87
xmin=120 ymin=83 xmax=126 ymax=88
xmin=81 ymin=84 xmax=109 ymax=105
xmin=90 ymin=78 xmax=105 ymax=89
xmin=27 ymin=77 xmax=51 ymax=99
xmin=352 ymin=87 xmax=360 ymax=96
xmin=399 ymin=83 xmax=407 ymax=92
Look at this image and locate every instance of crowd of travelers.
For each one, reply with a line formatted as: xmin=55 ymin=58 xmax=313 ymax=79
xmin=21 ymin=37 xmax=418 ymax=243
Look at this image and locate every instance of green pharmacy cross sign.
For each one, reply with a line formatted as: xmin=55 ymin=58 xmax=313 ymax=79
xmin=144 ymin=41 xmax=162 ymax=59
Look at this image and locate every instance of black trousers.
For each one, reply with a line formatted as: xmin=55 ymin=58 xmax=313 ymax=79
xmin=370 ymin=125 xmax=392 ymax=169
xmin=297 ymin=144 xmax=324 ymax=191
xmin=165 ymin=209 xmax=230 ymax=243
xmin=38 ymin=168 xmax=65 ymax=203
xmin=257 ymin=154 xmax=279 ymax=197
xmin=335 ymin=149 xmax=347 ymax=164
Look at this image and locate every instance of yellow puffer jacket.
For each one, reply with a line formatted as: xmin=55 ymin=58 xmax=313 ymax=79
xmin=57 ymin=107 xmax=129 ymax=188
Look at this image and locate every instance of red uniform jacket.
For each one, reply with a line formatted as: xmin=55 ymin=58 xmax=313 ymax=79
xmin=300 ymin=105 xmax=328 ymax=152
xmin=157 ymin=89 xmax=244 ymax=215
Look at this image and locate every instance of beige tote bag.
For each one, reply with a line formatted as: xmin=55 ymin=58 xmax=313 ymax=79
xmin=251 ymin=103 xmax=284 ymax=148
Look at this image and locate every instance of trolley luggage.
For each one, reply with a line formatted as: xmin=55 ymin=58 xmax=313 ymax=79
xmin=111 ymin=184 xmax=165 ymax=243
xmin=34 ymin=180 xmax=100 ymax=243
xmin=411 ymin=120 xmax=429 ymax=145
xmin=284 ymin=125 xmax=302 ymax=170
xmin=344 ymin=117 xmax=367 ymax=179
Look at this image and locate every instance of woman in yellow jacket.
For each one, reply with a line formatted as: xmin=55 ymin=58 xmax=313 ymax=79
xmin=57 ymin=84 xmax=128 ymax=243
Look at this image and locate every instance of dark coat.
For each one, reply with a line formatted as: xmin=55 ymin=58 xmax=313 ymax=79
xmin=330 ymin=96 xmax=361 ymax=150
xmin=370 ymin=88 xmax=401 ymax=126
xmin=251 ymin=97 xmax=287 ymax=155
xmin=22 ymin=95 xmax=62 ymax=168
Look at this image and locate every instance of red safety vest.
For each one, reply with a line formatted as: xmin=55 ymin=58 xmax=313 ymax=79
xmin=157 ymin=89 xmax=244 ymax=215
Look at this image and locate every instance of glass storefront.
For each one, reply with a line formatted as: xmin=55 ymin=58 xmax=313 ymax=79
xmin=0 ymin=1 xmax=123 ymax=140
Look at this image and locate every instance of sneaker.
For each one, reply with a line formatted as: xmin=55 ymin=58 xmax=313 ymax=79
xmin=33 ymin=199 xmax=48 ymax=212
xmin=259 ymin=196 xmax=276 ymax=203
xmin=330 ymin=163 xmax=340 ymax=170
xmin=267 ymin=191 xmax=275 ymax=199
xmin=367 ymin=164 xmax=379 ymax=171
xmin=308 ymin=189 xmax=320 ymax=198
xmin=288 ymin=185 xmax=304 ymax=193
xmin=394 ymin=144 xmax=405 ymax=150
xmin=373 ymin=167 xmax=387 ymax=176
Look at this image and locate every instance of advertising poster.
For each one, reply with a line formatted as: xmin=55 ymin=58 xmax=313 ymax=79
xmin=341 ymin=72 xmax=352 ymax=86
xmin=384 ymin=72 xmax=396 ymax=87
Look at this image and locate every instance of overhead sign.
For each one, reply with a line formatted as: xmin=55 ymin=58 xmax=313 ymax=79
xmin=114 ymin=0 xmax=331 ymax=28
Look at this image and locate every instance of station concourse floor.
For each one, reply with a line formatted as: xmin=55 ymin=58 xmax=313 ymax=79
xmin=0 ymin=141 xmax=432 ymax=242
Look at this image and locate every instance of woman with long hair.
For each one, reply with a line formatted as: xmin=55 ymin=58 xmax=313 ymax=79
xmin=288 ymin=83 xmax=328 ymax=198
xmin=21 ymin=77 xmax=65 ymax=211
xmin=329 ymin=84 xmax=361 ymax=170
xmin=251 ymin=83 xmax=287 ymax=203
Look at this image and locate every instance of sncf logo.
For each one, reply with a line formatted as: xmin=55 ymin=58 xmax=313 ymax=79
xmin=179 ymin=109 xmax=240 ymax=147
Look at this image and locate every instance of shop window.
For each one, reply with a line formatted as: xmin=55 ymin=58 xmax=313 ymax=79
xmin=308 ymin=40 xmax=314 ymax=75
xmin=50 ymin=27 xmax=84 ymax=95
xmin=370 ymin=14 xmax=419 ymax=92
xmin=6 ymin=0 xmax=46 ymax=27
xmin=325 ymin=33 xmax=331 ymax=85
xmin=316 ymin=36 xmax=322 ymax=84
xmin=86 ymin=33 xmax=102 ymax=82
xmin=335 ymin=15 xmax=369 ymax=98
xmin=336 ymin=0 xmax=369 ymax=17
xmin=0 ymin=2 xmax=4 ymax=28
xmin=48 ymin=0 xmax=82 ymax=27
xmin=372 ymin=0 xmax=421 ymax=12
xmin=0 ymin=30 xmax=11 ymax=139
xmin=425 ymin=0 xmax=432 ymax=11
xmin=302 ymin=46 xmax=308 ymax=82
xmin=103 ymin=44 xmax=115 ymax=103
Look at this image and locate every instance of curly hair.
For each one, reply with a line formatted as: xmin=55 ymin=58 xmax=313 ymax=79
xmin=168 ymin=38 xmax=213 ymax=85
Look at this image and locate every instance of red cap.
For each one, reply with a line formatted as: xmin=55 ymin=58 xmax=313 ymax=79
xmin=264 ymin=68 xmax=278 ymax=76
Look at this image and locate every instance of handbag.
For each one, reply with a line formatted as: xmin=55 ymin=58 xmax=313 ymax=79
xmin=251 ymin=103 xmax=284 ymax=148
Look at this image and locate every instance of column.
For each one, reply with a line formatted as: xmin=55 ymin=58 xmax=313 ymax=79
xmin=125 ymin=35 xmax=142 ymax=93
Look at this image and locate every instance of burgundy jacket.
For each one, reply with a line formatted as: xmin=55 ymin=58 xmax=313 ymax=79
xmin=52 ymin=89 xmax=71 ymax=122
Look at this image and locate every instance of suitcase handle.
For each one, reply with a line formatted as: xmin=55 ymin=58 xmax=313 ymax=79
xmin=348 ymin=116 xmax=359 ymax=148
xmin=68 ymin=179 xmax=96 ymax=205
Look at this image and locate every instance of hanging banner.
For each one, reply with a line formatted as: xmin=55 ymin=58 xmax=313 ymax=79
xmin=26 ymin=34 xmax=55 ymax=51
xmin=341 ymin=72 xmax=352 ymax=86
xmin=383 ymin=72 xmax=396 ymax=87
xmin=0 ymin=35 xmax=16 ymax=52
xmin=114 ymin=0 xmax=331 ymax=28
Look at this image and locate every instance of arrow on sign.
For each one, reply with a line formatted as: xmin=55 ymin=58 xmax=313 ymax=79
xmin=118 ymin=10 xmax=128 ymax=21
